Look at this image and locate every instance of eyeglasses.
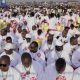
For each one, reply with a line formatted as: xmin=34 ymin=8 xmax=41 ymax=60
xmin=0 ymin=64 xmax=8 ymax=67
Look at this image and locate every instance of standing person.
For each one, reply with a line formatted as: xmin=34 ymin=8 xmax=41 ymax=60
xmin=16 ymin=52 xmax=44 ymax=80
xmin=0 ymin=55 xmax=21 ymax=80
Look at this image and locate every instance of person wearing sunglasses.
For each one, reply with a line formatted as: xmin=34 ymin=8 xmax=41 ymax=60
xmin=0 ymin=55 xmax=21 ymax=80
xmin=0 ymin=43 xmax=21 ymax=67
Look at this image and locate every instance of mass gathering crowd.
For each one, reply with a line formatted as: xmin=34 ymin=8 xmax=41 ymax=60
xmin=0 ymin=3 xmax=80 ymax=80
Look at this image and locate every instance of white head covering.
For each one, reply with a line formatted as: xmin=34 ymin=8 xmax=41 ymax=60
xmin=4 ymin=43 xmax=14 ymax=50
xmin=55 ymin=40 xmax=63 ymax=46
xmin=26 ymin=34 xmax=31 ymax=38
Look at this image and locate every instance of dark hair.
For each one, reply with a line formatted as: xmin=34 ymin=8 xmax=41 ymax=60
xmin=70 ymin=36 xmax=76 ymax=43
xmin=1 ymin=55 xmax=10 ymax=65
xmin=70 ymin=24 xmax=75 ymax=29
xmin=49 ymin=13 xmax=55 ymax=18
xmin=30 ymin=12 xmax=35 ymax=17
xmin=55 ymin=58 xmax=66 ymax=72
xmin=6 ymin=36 xmax=12 ymax=41
xmin=55 ymin=46 xmax=63 ymax=52
xmin=37 ymin=29 xmax=42 ymax=35
xmin=21 ymin=52 xmax=32 ymax=61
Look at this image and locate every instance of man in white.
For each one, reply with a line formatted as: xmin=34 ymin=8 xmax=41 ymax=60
xmin=44 ymin=58 xmax=73 ymax=80
xmin=0 ymin=55 xmax=21 ymax=80
xmin=0 ymin=43 xmax=21 ymax=67
xmin=16 ymin=52 xmax=44 ymax=80
xmin=29 ymin=41 xmax=45 ymax=69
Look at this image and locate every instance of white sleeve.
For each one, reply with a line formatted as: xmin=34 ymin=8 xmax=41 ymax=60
xmin=72 ymin=51 xmax=80 ymax=68
xmin=13 ymin=68 xmax=22 ymax=80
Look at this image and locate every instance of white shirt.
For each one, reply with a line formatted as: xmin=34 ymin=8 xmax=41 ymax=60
xmin=73 ymin=67 xmax=80 ymax=80
xmin=29 ymin=50 xmax=46 ymax=68
xmin=0 ymin=67 xmax=21 ymax=80
xmin=49 ymin=17 xmax=57 ymax=29
xmin=72 ymin=46 xmax=80 ymax=68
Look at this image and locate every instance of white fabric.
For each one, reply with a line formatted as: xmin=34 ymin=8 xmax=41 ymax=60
xmin=44 ymin=63 xmax=73 ymax=80
xmin=0 ymin=67 xmax=21 ymax=80
xmin=16 ymin=60 xmax=44 ymax=80
xmin=0 ymin=51 xmax=21 ymax=67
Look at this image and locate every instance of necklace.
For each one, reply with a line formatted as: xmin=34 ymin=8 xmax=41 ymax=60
xmin=2 ymin=70 xmax=9 ymax=80
xmin=23 ymin=65 xmax=31 ymax=75
xmin=21 ymin=65 xmax=31 ymax=79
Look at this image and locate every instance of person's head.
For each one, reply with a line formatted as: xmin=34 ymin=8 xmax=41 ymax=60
xmin=70 ymin=24 xmax=75 ymax=30
xmin=37 ymin=29 xmax=42 ymax=35
xmin=49 ymin=13 xmax=55 ymax=19
xmin=47 ymin=34 xmax=53 ymax=44
xmin=70 ymin=36 xmax=78 ymax=45
xmin=69 ymin=12 xmax=73 ymax=16
xmin=32 ymin=25 xmax=37 ymax=31
xmin=6 ymin=36 xmax=12 ymax=43
xmin=55 ymin=41 xmax=63 ymax=52
xmin=55 ymin=58 xmax=66 ymax=74
xmin=4 ymin=43 xmax=13 ymax=55
xmin=62 ymin=27 xmax=69 ymax=37
xmin=30 ymin=12 xmax=34 ymax=17
xmin=0 ymin=55 xmax=10 ymax=72
xmin=21 ymin=52 xmax=32 ymax=68
xmin=17 ymin=26 xmax=22 ymax=33
xmin=29 ymin=41 xmax=38 ymax=53
xmin=26 ymin=34 xmax=31 ymax=43
xmin=21 ymin=29 xmax=27 ymax=38
xmin=0 ymin=29 xmax=7 ymax=36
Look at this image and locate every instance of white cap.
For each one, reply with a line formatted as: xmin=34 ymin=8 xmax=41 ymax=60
xmin=26 ymin=34 xmax=31 ymax=38
xmin=55 ymin=40 xmax=63 ymax=46
xmin=4 ymin=43 xmax=14 ymax=50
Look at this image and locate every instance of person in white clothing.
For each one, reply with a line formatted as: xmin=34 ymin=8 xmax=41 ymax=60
xmin=44 ymin=58 xmax=73 ymax=80
xmin=0 ymin=43 xmax=21 ymax=67
xmin=0 ymin=55 xmax=21 ymax=80
xmin=29 ymin=41 xmax=45 ymax=68
xmin=16 ymin=52 xmax=44 ymax=80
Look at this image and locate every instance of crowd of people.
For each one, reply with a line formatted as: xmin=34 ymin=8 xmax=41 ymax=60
xmin=0 ymin=4 xmax=80 ymax=80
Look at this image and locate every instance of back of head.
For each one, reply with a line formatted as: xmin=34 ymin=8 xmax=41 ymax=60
xmin=55 ymin=58 xmax=66 ymax=73
xmin=21 ymin=52 xmax=32 ymax=61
